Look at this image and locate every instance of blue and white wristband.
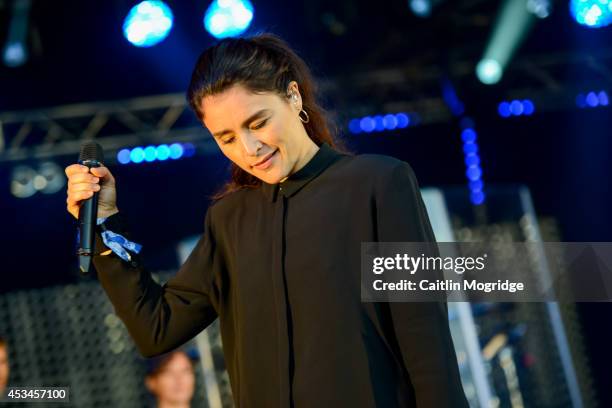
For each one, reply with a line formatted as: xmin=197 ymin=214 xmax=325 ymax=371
xmin=85 ymin=217 xmax=143 ymax=262
xmin=76 ymin=217 xmax=142 ymax=261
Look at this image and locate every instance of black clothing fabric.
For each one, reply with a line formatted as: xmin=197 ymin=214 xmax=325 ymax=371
xmin=93 ymin=142 xmax=468 ymax=407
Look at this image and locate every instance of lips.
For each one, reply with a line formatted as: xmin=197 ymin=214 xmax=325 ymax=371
xmin=252 ymin=149 xmax=278 ymax=168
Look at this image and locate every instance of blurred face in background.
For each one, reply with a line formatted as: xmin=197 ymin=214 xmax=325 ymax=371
xmin=0 ymin=344 xmax=8 ymax=392
xmin=145 ymin=352 xmax=195 ymax=407
xmin=202 ymin=82 xmax=318 ymax=185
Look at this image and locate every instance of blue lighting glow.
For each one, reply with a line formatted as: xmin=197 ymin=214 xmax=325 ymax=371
xmin=3 ymin=42 xmax=27 ymax=67
xmin=586 ymin=91 xmax=599 ymax=107
xmin=461 ymin=129 xmax=477 ymax=143
xmin=374 ymin=115 xmax=385 ymax=132
xmin=130 ymin=147 xmax=145 ymax=163
xmin=576 ymin=90 xmax=610 ymax=108
xmin=156 ymin=144 xmax=171 ymax=161
xmin=499 ymin=99 xmax=536 ymax=117
xmin=360 ymin=117 xmax=376 ymax=133
xmin=123 ymin=1 xmax=174 ymax=47
xmin=463 ymin=142 xmax=478 ymax=155
xmin=470 ymin=190 xmax=486 ymax=205
xmin=349 ymin=119 xmax=361 ymax=134
xmin=460 ymin=126 xmax=485 ymax=205
xmin=465 ymin=155 xmax=480 ymax=167
xmin=469 ymin=179 xmax=483 ymax=191
xmin=498 ymin=102 xmax=511 ymax=118
xmin=522 ymin=100 xmax=535 ymax=115
xmin=395 ymin=113 xmax=410 ymax=128
xmin=183 ymin=143 xmax=196 ymax=157
xmin=117 ymin=149 xmax=131 ymax=164
xmin=382 ymin=114 xmax=398 ymax=130
xmin=599 ymin=91 xmax=609 ymax=106
xmin=144 ymin=145 xmax=157 ymax=162
xmin=347 ymin=112 xmax=415 ymax=134
xmin=510 ymin=100 xmax=524 ymax=116
xmin=570 ymin=0 xmax=612 ymax=28
xmin=204 ymin=0 xmax=254 ymax=39
xmin=169 ymin=143 xmax=184 ymax=159
xmin=466 ymin=166 xmax=482 ymax=181
xmin=117 ymin=143 xmax=193 ymax=164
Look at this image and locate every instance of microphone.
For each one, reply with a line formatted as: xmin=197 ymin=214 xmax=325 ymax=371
xmin=77 ymin=142 xmax=104 ymax=274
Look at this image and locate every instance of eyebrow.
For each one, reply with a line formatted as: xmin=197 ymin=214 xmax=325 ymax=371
xmin=211 ymin=109 xmax=271 ymax=139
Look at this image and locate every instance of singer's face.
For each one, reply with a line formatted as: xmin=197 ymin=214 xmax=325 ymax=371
xmin=201 ymin=83 xmax=314 ymax=184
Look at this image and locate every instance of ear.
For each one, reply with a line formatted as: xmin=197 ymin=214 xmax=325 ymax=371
xmin=145 ymin=376 xmax=156 ymax=393
xmin=286 ymin=81 xmax=302 ymax=111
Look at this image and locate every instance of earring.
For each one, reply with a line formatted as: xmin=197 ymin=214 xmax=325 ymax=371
xmin=298 ymin=109 xmax=310 ymax=123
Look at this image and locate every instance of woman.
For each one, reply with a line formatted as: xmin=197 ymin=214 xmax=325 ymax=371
xmin=65 ymin=34 xmax=468 ymax=407
xmin=145 ymin=349 xmax=197 ymax=408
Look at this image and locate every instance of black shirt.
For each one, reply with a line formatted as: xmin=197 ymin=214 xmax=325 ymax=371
xmin=93 ymin=142 xmax=468 ymax=407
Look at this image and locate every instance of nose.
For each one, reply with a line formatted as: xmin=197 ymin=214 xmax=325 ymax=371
xmin=238 ymin=131 xmax=263 ymax=156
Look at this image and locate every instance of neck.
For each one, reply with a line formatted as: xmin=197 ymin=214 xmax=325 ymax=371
xmin=282 ymin=139 xmax=319 ymax=183
xmin=157 ymin=401 xmax=190 ymax=408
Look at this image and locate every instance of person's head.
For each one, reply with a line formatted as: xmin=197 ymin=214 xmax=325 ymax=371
xmin=0 ymin=337 xmax=9 ymax=392
xmin=145 ymin=350 xmax=196 ymax=408
xmin=187 ymin=33 xmax=350 ymax=200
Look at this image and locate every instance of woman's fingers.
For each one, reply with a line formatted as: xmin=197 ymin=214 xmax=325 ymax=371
xmin=68 ymin=183 xmax=100 ymax=194
xmin=65 ymin=164 xmax=90 ymax=178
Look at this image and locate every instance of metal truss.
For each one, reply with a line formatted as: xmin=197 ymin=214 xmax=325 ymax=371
xmin=2 ymin=47 xmax=612 ymax=163
xmin=0 ymin=94 xmax=216 ymax=163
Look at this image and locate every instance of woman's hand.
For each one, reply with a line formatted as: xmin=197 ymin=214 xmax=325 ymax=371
xmin=65 ymin=164 xmax=119 ymax=219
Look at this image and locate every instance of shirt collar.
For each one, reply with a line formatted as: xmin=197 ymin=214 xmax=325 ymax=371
xmin=261 ymin=142 xmax=342 ymax=202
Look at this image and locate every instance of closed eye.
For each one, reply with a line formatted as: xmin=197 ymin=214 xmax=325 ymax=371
xmin=251 ymin=119 xmax=268 ymax=130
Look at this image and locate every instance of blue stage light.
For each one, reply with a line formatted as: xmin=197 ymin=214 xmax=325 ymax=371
xmin=598 ymin=91 xmax=609 ymax=106
xmin=570 ymin=0 xmax=612 ymax=28
xmin=169 ymin=143 xmax=184 ymax=159
xmin=469 ymin=179 xmax=483 ymax=191
xmin=465 ymin=154 xmax=480 ymax=167
xmin=123 ymin=1 xmax=174 ymax=47
xmin=461 ymin=129 xmax=477 ymax=143
xmin=360 ymin=117 xmax=376 ymax=133
xmin=183 ymin=143 xmax=196 ymax=157
xmin=463 ymin=142 xmax=478 ymax=155
xmin=117 ymin=149 xmax=131 ymax=164
xmin=130 ymin=147 xmax=145 ymax=163
xmin=373 ymin=115 xmax=385 ymax=132
xmin=144 ymin=145 xmax=157 ymax=162
xmin=522 ymin=99 xmax=535 ymax=115
xmin=466 ymin=166 xmax=482 ymax=181
xmin=510 ymin=100 xmax=524 ymax=116
xmin=470 ymin=190 xmax=485 ymax=205
xmin=498 ymin=102 xmax=511 ymax=118
xmin=348 ymin=119 xmax=361 ymax=134
xmin=382 ymin=114 xmax=398 ymax=130
xmin=204 ymin=0 xmax=254 ymax=39
xmin=586 ymin=91 xmax=599 ymax=107
xmin=395 ymin=113 xmax=410 ymax=128
xmin=156 ymin=144 xmax=171 ymax=161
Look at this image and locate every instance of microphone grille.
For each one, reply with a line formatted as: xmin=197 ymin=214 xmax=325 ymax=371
xmin=79 ymin=142 xmax=104 ymax=163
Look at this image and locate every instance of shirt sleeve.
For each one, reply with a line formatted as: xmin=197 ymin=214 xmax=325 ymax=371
xmin=375 ymin=161 xmax=469 ymax=407
xmin=92 ymin=208 xmax=221 ymax=358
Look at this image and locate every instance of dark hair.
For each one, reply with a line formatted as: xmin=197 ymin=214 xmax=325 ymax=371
xmin=187 ymin=32 xmax=352 ymax=202
xmin=145 ymin=349 xmax=198 ymax=378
